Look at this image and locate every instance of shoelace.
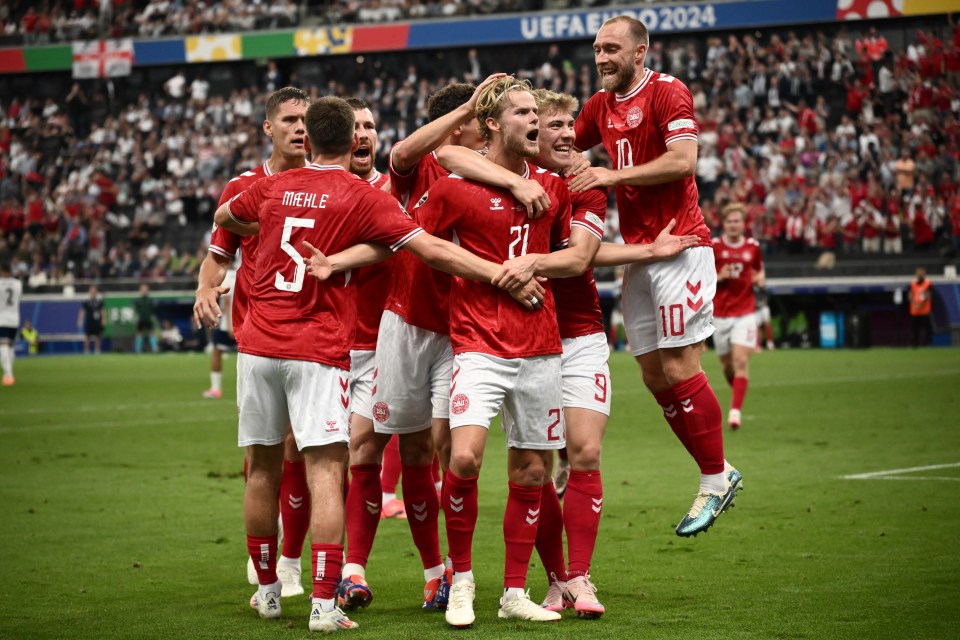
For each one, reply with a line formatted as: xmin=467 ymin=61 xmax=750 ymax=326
xmin=450 ymin=583 xmax=474 ymax=607
xmin=688 ymin=493 xmax=711 ymax=516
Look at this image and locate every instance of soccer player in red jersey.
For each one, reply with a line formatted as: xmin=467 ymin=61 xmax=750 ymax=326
xmin=438 ymin=88 xmax=698 ymax=617
xmin=568 ymin=16 xmax=743 ymax=537
xmin=712 ymin=203 xmax=765 ymax=430
xmin=192 ymin=87 xmax=313 ymax=597
xmin=342 ymin=97 xmax=407 ymax=523
xmin=335 ymin=75 xmax=504 ymax=613
xmin=212 ymin=96 xmax=544 ymax=633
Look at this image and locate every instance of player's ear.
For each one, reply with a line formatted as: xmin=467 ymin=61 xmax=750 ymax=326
xmin=263 ymin=118 xmax=272 ymax=138
xmin=303 ymin=135 xmax=312 ymax=155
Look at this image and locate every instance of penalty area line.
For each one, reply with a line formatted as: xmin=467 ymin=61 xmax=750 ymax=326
xmin=840 ymin=462 xmax=960 ymax=480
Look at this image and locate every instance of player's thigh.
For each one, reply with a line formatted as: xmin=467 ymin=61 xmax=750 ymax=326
xmin=449 ymin=352 xmax=510 ymax=431
xmin=649 ymin=246 xmax=717 ymax=350
xmin=729 ymin=314 xmax=757 ymax=350
xmin=713 ymin=316 xmax=735 ymax=357
xmin=349 ymin=348 xmax=376 ymax=421
xmin=237 ymin=353 xmax=290 ymax=447
xmin=621 ymin=262 xmax=659 ymax=356
xmin=280 ymin=360 xmax=351 ymax=450
xmin=372 ymin=311 xmax=447 ymax=434
xmin=560 ymin=332 xmax=611 ymax=416
xmin=503 ymin=355 xmax=565 ymax=451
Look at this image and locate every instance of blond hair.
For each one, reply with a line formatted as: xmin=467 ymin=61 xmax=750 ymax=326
xmin=532 ymin=89 xmax=579 ymax=118
xmin=475 ymin=76 xmax=534 ymax=141
xmin=721 ymin=202 xmax=746 ymax=221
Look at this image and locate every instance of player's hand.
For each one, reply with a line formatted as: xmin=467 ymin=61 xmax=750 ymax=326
xmin=193 ymin=286 xmax=229 ymax=330
xmin=560 ymin=151 xmax=591 ymax=177
xmin=508 ymin=276 xmax=547 ymax=311
xmin=492 ymin=254 xmax=540 ymax=291
xmin=509 ymin=179 xmax=551 ymax=219
xmin=467 ymin=73 xmax=508 ymax=111
xmin=650 ymin=219 xmax=701 ymax=261
xmin=302 ymin=241 xmax=333 ymax=281
xmin=717 ymin=263 xmax=733 ymax=280
xmin=568 ymin=166 xmax=617 ymax=192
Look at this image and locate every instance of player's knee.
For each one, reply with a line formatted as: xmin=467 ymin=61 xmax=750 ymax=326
xmin=449 ymin=449 xmax=482 ymax=477
xmin=508 ymin=454 xmax=547 ymax=487
xmin=568 ymin=442 xmax=601 ymax=470
xmin=399 ymin=434 xmax=434 ymax=467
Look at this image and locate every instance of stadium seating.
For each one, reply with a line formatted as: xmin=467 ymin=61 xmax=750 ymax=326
xmin=0 ymin=15 xmax=958 ymax=292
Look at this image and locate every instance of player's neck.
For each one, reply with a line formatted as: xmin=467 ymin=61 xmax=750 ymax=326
xmin=267 ymin=154 xmax=307 ymax=174
xmin=618 ymin=67 xmax=647 ymax=96
xmin=353 ymin=169 xmax=376 ymax=182
xmin=311 ymin=152 xmax=352 ymax=170
xmin=723 ymin=233 xmax=744 ymax=246
xmin=485 ymin=144 xmax=527 ymax=176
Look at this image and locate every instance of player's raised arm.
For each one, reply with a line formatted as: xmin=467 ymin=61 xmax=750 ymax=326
xmin=391 ymin=73 xmax=506 ymax=174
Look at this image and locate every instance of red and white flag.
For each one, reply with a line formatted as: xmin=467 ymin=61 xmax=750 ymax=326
xmin=72 ymin=39 xmax=134 ymax=79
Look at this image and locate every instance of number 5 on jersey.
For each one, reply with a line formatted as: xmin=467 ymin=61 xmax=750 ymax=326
xmin=275 ymin=217 xmax=316 ymax=292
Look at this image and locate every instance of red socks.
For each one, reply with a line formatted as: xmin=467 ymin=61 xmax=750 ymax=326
xmin=280 ymin=459 xmax=310 ymax=559
xmin=535 ymin=481 xmax=566 ymax=582
xmin=442 ymin=470 xmax=478 ymax=573
xmin=344 ymin=464 xmax=382 ymax=567
xmin=247 ymin=535 xmax=278 ymax=585
xmin=731 ymin=376 xmax=749 ymax=411
xmin=311 ymin=543 xmax=344 ymax=599
xmin=673 ymin=372 xmax=725 ymax=474
xmin=381 ymin=436 xmax=402 ymax=494
xmin=401 ymin=463 xmax=443 ymax=569
xmin=503 ymin=482 xmax=543 ymax=589
xmin=653 ymin=387 xmax=698 ymax=459
xmin=564 ymin=470 xmax=602 ymax=577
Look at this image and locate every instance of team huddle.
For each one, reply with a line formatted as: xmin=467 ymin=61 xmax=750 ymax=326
xmin=192 ymin=16 xmax=752 ymax=634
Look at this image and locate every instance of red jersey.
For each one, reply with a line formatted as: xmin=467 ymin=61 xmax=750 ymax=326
xmin=226 ymin=164 xmax=423 ymax=369
xmin=385 ymin=146 xmax=453 ymax=334
xmin=713 ymin=235 xmax=763 ymax=318
xmin=209 ymin=162 xmax=274 ymax=342
xmin=575 ymin=68 xmax=711 ymax=247
xmin=552 ymin=180 xmax=607 ymax=339
xmin=418 ymin=164 xmax=571 ymax=358
xmin=354 ymin=169 xmax=393 ymax=350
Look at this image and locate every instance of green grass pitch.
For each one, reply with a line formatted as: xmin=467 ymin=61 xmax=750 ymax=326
xmin=1 ymin=348 xmax=957 ymax=639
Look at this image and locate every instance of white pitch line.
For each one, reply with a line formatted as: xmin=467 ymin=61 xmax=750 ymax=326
xmin=0 ymin=414 xmax=228 ymax=435
xmin=841 ymin=462 xmax=960 ymax=480
xmin=0 ymin=399 xmax=224 ymax=417
xmin=866 ymin=477 xmax=960 ymax=482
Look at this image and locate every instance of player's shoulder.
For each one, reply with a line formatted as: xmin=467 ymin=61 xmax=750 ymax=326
xmin=649 ymin=70 xmax=693 ymax=98
xmin=746 ymin=237 xmax=761 ymax=248
xmin=529 ymin=163 xmax=564 ymax=189
xmin=712 ymin=236 xmax=723 ymax=245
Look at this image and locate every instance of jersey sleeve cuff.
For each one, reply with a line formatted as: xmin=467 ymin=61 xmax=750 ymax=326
xmin=390 ymin=228 xmax=424 ymax=252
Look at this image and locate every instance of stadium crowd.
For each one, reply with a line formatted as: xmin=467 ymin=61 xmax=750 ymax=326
xmin=1 ymin=19 xmax=959 ymax=290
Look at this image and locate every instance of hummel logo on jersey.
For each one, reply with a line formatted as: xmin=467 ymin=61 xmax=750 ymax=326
xmin=490 ymin=197 xmax=504 ymax=211
xmin=326 ymin=420 xmax=338 ymax=432
xmin=663 ymin=403 xmax=678 ymax=418
xmin=366 ymin=500 xmax=380 ymax=515
xmin=288 ymin=495 xmax=305 ymax=509
xmin=591 ymin=497 xmax=603 ymax=513
xmin=525 ymin=507 xmax=541 ymax=525
xmin=680 ymin=399 xmax=694 ymax=413
xmin=449 ymin=496 xmax=464 ymax=513
xmin=412 ymin=502 xmax=428 ymax=521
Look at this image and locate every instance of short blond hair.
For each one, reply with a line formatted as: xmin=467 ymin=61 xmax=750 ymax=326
xmin=475 ymin=76 xmax=534 ymax=141
xmin=532 ymin=89 xmax=579 ymax=118
xmin=721 ymin=202 xmax=746 ymax=221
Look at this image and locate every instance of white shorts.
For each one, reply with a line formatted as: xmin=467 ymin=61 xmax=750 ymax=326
xmin=450 ymin=352 xmax=564 ymax=450
xmin=237 ymin=353 xmax=350 ymax=450
xmin=622 ymin=246 xmax=716 ymax=356
xmin=755 ymin=305 xmax=771 ymax=326
xmin=560 ymin=332 xmax=611 ymax=416
xmin=349 ymin=349 xmax=375 ymax=420
xmin=371 ymin=310 xmax=453 ymax=435
xmin=713 ymin=314 xmax=757 ymax=356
